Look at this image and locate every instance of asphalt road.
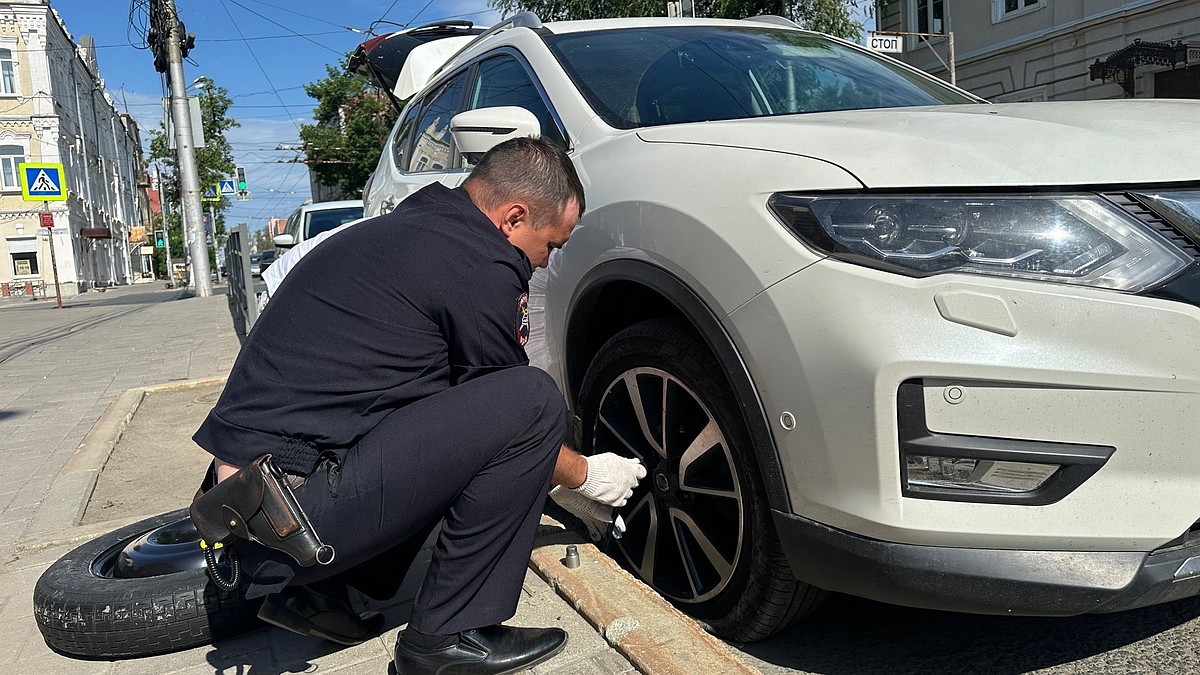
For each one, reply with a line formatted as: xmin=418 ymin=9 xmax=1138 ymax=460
xmin=731 ymin=590 xmax=1200 ymax=674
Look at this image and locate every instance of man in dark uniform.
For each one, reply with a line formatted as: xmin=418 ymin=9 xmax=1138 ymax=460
xmin=193 ymin=137 xmax=645 ymax=674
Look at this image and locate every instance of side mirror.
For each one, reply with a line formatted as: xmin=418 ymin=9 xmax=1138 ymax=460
xmin=451 ymin=107 xmax=541 ymax=164
xmin=273 ymin=234 xmax=295 ymax=248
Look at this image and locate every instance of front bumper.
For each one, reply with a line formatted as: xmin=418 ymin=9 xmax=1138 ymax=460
xmin=774 ymin=509 xmax=1200 ymax=615
xmin=727 ymin=260 xmax=1200 ymax=551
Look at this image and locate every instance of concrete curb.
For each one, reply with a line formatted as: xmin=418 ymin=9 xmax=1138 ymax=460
xmin=25 ymin=377 xmax=227 ymax=538
xmin=26 ymin=388 xmax=146 ymax=536
xmin=530 ymin=519 xmax=761 ymax=675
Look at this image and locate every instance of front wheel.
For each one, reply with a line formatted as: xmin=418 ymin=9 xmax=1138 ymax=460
xmin=578 ymin=318 xmax=823 ymax=642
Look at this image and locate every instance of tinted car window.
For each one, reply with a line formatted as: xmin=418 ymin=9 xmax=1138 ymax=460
xmin=305 ymin=206 xmax=364 ymax=239
xmin=469 ymin=54 xmax=566 ymax=149
xmin=546 ymin=26 xmax=977 ymax=129
xmin=407 ymin=73 xmax=467 ymax=172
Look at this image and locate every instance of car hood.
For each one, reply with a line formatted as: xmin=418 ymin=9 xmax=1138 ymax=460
xmin=636 ymin=100 xmax=1200 ymax=189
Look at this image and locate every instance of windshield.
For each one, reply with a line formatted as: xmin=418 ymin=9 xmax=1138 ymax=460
xmin=305 ymin=206 xmax=363 ymax=238
xmin=545 ymin=26 xmax=977 ymax=129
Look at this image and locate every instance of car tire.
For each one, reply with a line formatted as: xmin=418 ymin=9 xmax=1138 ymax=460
xmin=33 ymin=509 xmax=261 ymax=659
xmin=578 ymin=318 xmax=824 ymax=642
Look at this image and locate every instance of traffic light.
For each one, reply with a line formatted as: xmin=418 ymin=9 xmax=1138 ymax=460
xmin=236 ymin=166 xmax=247 ymax=191
xmin=155 ymin=229 xmax=166 ymax=247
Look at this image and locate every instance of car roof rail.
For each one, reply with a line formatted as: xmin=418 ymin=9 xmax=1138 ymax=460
xmin=475 ymin=11 xmax=543 ymax=41
xmin=506 ymin=11 xmax=544 ymax=30
xmin=744 ymin=15 xmax=802 ymax=29
xmin=427 ymin=11 xmax=545 ymax=82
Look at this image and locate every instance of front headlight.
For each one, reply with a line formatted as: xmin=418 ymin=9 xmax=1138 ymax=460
xmin=768 ymin=194 xmax=1193 ymax=293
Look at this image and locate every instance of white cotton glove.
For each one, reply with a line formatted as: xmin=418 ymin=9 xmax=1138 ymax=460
xmin=575 ymin=453 xmax=647 ymax=508
xmin=550 ymin=486 xmax=627 ymax=542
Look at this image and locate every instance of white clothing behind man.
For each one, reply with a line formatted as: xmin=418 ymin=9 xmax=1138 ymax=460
xmin=257 ymin=217 xmax=366 ymax=312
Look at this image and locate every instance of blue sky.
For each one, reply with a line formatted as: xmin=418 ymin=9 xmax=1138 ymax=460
xmin=49 ymin=0 xmax=871 ymax=231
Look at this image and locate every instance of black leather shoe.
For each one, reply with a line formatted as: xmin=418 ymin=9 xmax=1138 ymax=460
xmin=257 ymin=584 xmax=385 ymax=646
xmin=393 ymin=624 xmax=567 ymax=674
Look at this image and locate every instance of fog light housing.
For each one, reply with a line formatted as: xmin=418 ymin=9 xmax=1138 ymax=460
xmin=898 ymin=381 xmax=1113 ymax=505
xmin=905 ymin=455 xmax=1059 ymax=493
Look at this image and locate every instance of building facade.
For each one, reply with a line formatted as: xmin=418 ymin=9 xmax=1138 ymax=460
xmin=875 ymin=0 xmax=1200 ymax=102
xmin=0 ymin=1 xmax=144 ymax=299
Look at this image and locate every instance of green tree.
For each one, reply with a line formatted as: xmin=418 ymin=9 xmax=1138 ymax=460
xmin=299 ymin=59 xmax=398 ymax=200
xmin=490 ymin=0 xmax=863 ymax=39
xmin=148 ymin=82 xmax=240 ymax=279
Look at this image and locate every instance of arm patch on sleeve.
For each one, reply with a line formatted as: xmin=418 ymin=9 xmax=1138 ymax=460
xmin=517 ymin=292 xmax=530 ymax=346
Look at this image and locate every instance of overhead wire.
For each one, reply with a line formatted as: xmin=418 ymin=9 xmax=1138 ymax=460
xmin=234 ymin=0 xmax=370 ymax=33
xmin=216 ymin=0 xmax=307 ymax=139
xmin=403 ymin=0 xmax=440 ymax=29
xmin=372 ymin=0 xmax=405 ymax=34
xmin=223 ymin=0 xmax=347 ymax=56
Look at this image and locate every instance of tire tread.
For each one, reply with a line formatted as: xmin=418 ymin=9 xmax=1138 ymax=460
xmin=32 ymin=510 xmax=260 ymax=659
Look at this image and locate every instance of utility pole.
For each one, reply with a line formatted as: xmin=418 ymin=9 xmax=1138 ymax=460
xmin=151 ymin=0 xmax=210 ymax=296
xmin=155 ymin=164 xmax=176 ymax=285
xmin=208 ymin=202 xmax=222 ymax=282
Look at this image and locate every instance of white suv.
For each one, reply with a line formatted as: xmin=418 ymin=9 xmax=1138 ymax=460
xmin=273 ymin=200 xmax=364 ymax=250
xmin=359 ymin=14 xmax=1200 ymax=641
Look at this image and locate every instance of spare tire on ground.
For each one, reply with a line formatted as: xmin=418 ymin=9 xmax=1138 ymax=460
xmin=33 ymin=509 xmax=261 ymax=659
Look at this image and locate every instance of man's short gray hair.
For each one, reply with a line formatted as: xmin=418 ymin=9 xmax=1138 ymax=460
xmin=463 ymin=136 xmax=585 ymax=225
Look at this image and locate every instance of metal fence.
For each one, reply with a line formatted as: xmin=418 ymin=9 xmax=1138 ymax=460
xmin=225 ymin=223 xmax=258 ymax=333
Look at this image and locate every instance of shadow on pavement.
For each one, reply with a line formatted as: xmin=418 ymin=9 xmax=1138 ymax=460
xmin=202 ymin=551 xmax=425 ymax=674
xmin=739 ymin=592 xmax=1200 ymax=675
xmin=205 ymin=627 xmax=343 ymax=675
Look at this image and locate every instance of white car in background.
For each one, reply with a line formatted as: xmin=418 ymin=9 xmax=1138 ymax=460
xmin=358 ymin=14 xmax=1200 ymax=641
xmin=273 ymin=200 xmax=364 ymax=250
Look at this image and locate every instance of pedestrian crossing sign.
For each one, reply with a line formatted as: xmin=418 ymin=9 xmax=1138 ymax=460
xmin=219 ymin=180 xmax=236 ymax=196
xmin=19 ymin=162 xmax=67 ymax=201
xmin=201 ymin=184 xmax=221 ymax=202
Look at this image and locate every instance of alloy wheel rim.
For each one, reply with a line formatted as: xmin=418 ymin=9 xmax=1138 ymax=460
xmin=593 ymin=367 xmax=743 ymax=603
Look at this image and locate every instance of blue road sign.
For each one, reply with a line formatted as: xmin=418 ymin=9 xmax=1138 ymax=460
xmin=219 ymin=179 xmax=236 ymax=195
xmin=201 ymin=185 xmax=221 ymax=202
xmin=20 ymin=163 xmax=67 ymax=201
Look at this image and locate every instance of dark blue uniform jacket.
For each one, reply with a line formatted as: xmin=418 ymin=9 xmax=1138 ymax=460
xmin=193 ymin=183 xmax=533 ymax=472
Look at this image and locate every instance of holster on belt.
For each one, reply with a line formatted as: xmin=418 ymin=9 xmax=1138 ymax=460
xmin=189 ymin=455 xmax=335 ymax=568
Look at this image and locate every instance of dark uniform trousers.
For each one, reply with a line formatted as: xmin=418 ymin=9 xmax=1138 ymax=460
xmin=236 ymin=366 xmax=566 ymax=636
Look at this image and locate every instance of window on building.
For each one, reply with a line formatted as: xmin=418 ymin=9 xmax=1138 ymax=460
xmin=0 ymin=145 xmax=25 ymax=190
xmin=8 ymin=238 xmax=38 ymax=276
xmin=912 ymin=0 xmax=945 ymax=35
xmin=995 ymin=0 xmax=1044 ymax=21
xmin=0 ymin=49 xmax=15 ymax=94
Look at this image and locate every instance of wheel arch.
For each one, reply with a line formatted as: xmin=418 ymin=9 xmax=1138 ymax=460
xmin=563 ymin=259 xmax=791 ymax=511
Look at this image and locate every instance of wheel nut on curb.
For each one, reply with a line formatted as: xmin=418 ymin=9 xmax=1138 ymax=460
xmin=564 ymin=544 xmax=581 ymax=569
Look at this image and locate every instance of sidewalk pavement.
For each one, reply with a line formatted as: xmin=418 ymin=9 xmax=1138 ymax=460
xmin=0 ymin=283 xmax=241 ymax=551
xmin=0 ymin=284 xmax=759 ymax=674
